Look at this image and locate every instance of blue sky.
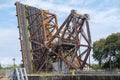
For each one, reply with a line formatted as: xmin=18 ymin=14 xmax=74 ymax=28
xmin=0 ymin=0 xmax=120 ymax=66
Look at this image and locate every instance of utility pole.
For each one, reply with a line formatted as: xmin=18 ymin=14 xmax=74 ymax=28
xmin=89 ymin=54 xmax=90 ymax=71
xmin=109 ymin=39 xmax=112 ymax=72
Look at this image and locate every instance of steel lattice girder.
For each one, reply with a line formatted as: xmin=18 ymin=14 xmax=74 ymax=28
xmin=15 ymin=2 xmax=92 ymax=74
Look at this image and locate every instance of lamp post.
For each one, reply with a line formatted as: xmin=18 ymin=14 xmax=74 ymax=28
xmin=13 ymin=58 xmax=16 ymax=67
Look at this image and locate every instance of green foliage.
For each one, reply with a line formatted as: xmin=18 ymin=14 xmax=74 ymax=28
xmin=0 ymin=64 xmax=3 ymax=69
xmin=4 ymin=64 xmax=21 ymax=69
xmin=92 ymin=64 xmax=102 ymax=69
xmin=93 ymin=38 xmax=106 ymax=66
xmin=0 ymin=63 xmax=21 ymax=70
xmin=93 ymin=32 xmax=120 ymax=69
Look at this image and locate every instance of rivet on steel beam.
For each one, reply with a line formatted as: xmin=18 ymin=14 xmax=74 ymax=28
xmin=19 ymin=37 xmax=21 ymax=40
xmin=14 ymin=3 xmax=16 ymax=5
xmin=21 ymin=60 xmax=23 ymax=62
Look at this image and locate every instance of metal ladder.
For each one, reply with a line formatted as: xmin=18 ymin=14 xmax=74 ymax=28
xmin=9 ymin=68 xmax=28 ymax=80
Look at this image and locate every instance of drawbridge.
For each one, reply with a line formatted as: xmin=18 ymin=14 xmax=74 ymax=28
xmin=15 ymin=2 xmax=92 ymax=74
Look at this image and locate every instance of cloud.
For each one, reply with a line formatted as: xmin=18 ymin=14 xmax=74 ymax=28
xmin=69 ymin=0 xmax=84 ymax=5
xmin=0 ymin=4 xmax=13 ymax=9
xmin=21 ymin=0 xmax=73 ymax=13
xmin=0 ymin=0 xmax=16 ymax=9
xmin=83 ymin=0 xmax=96 ymax=5
xmin=0 ymin=27 xmax=21 ymax=66
xmin=92 ymin=8 xmax=120 ymax=26
xmin=0 ymin=27 xmax=21 ymax=57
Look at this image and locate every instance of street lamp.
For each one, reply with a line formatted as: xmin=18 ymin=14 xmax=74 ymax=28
xmin=13 ymin=58 xmax=16 ymax=67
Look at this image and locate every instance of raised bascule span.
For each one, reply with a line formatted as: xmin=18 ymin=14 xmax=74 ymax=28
xmin=15 ymin=2 xmax=92 ymax=74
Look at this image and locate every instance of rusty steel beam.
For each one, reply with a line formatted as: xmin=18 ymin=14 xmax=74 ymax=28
xmin=16 ymin=2 xmax=92 ymax=74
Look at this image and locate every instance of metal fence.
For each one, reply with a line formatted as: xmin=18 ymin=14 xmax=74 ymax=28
xmin=27 ymin=70 xmax=120 ymax=80
xmin=1 ymin=69 xmax=120 ymax=80
xmin=28 ymin=74 xmax=120 ymax=80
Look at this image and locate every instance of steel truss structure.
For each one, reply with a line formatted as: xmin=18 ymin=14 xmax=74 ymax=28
xmin=16 ymin=2 xmax=92 ymax=74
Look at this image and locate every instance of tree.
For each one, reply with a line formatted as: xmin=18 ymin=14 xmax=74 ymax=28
xmin=93 ymin=33 xmax=120 ymax=69
xmin=93 ymin=38 xmax=106 ymax=67
xmin=92 ymin=64 xmax=102 ymax=69
xmin=0 ymin=64 xmax=3 ymax=69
